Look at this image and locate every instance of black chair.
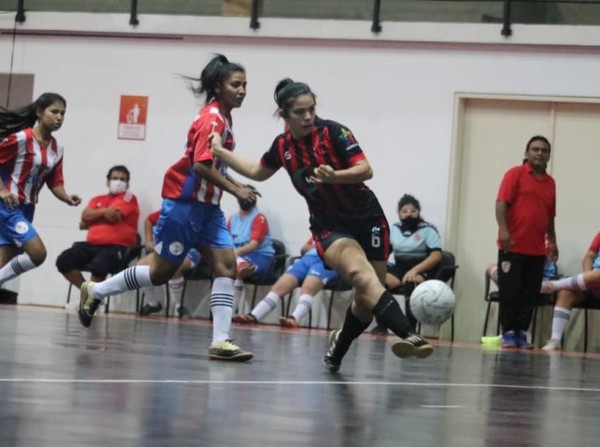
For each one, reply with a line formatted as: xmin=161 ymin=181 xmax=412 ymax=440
xmin=177 ymin=257 xmax=214 ymax=318
xmin=482 ymin=268 xmax=556 ymax=341
xmin=324 ymin=276 xmax=353 ymax=330
xmin=569 ymin=294 xmax=600 ymax=353
xmin=390 ymin=250 xmax=459 ymax=341
xmin=65 ymin=236 xmax=143 ymax=314
xmin=245 ymin=239 xmax=288 ymax=310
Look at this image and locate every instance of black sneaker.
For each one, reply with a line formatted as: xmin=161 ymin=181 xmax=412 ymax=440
xmin=370 ymin=325 xmax=389 ymax=336
xmin=140 ymin=302 xmax=163 ymax=316
xmin=78 ymin=281 xmax=100 ymax=328
xmin=390 ymin=334 xmax=433 ymax=359
xmin=322 ymin=330 xmax=342 ymax=373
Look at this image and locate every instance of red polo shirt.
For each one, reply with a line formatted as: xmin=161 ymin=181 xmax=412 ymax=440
xmin=86 ymin=191 xmax=140 ymax=246
xmin=496 ymin=162 xmax=555 ymax=255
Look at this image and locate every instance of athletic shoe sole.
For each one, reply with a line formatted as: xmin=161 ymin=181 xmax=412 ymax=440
xmin=390 ymin=339 xmax=434 ymax=359
xmin=208 ymin=351 xmax=254 ymax=362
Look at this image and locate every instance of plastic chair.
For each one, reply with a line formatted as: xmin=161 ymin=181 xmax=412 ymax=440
xmin=178 ymin=257 xmax=214 ymax=318
xmin=324 ymin=276 xmax=353 ymax=330
xmin=245 ymin=239 xmax=288 ymax=309
xmin=65 ymin=236 xmax=143 ymax=314
xmin=482 ymin=266 xmax=557 ymax=340
xmin=390 ymin=250 xmax=458 ymax=341
xmin=570 ymin=293 xmax=600 ymax=353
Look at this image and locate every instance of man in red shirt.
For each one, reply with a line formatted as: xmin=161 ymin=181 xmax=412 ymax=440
xmin=495 ymin=135 xmax=558 ymax=349
xmin=56 ymin=165 xmax=140 ymax=290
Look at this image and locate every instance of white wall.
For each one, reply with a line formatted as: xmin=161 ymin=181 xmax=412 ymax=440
xmin=1 ymin=12 xmax=600 ymax=316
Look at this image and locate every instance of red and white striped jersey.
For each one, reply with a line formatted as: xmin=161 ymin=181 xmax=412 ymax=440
xmin=0 ymin=128 xmax=64 ymax=205
xmin=161 ymin=100 xmax=235 ymax=204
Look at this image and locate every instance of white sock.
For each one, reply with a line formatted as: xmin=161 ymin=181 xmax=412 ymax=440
xmin=211 ymin=277 xmax=235 ymax=344
xmin=551 ymin=306 xmax=571 ymax=341
xmin=0 ymin=253 xmax=37 ymax=285
xmin=168 ymin=277 xmax=184 ymax=307
xmin=92 ymin=266 xmax=153 ymax=299
xmin=233 ymin=279 xmax=245 ymax=313
xmin=550 ymin=274 xmax=586 ymax=291
xmin=251 ymin=291 xmax=280 ymax=321
xmin=291 ymin=293 xmax=313 ymax=322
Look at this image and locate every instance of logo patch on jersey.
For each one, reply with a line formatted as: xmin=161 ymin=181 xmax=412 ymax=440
xmin=339 ymin=128 xmax=357 ymax=147
xmin=15 ymin=221 xmax=29 ymax=235
xmin=291 ymin=167 xmax=318 ymax=195
xmin=284 ymin=151 xmax=291 ymax=160
xmin=169 ymin=242 xmax=184 ymax=256
xmin=501 ymin=261 xmax=511 ymax=273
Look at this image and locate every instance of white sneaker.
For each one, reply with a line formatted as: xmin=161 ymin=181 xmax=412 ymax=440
xmin=542 ymin=339 xmax=561 ymax=351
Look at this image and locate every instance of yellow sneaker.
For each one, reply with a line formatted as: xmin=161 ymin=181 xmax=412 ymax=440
xmin=78 ymin=281 xmax=99 ymax=328
xmin=208 ymin=340 xmax=253 ymax=362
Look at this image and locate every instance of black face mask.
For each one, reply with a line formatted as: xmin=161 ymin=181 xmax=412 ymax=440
xmin=400 ymin=216 xmax=421 ymax=233
xmin=238 ymin=199 xmax=254 ymax=211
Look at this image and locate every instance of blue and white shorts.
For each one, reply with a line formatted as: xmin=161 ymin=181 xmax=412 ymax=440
xmin=286 ymin=250 xmax=338 ymax=285
xmin=153 ymin=199 xmax=233 ymax=266
xmin=0 ymin=202 xmax=38 ymax=248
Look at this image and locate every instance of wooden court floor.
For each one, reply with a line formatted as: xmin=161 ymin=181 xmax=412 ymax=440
xmin=1 ymin=305 xmax=600 ymax=447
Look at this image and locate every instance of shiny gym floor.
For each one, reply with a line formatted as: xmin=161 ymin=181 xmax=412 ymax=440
xmin=1 ymin=305 xmax=600 ymax=447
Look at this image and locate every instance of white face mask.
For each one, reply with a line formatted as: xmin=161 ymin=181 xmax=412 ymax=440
xmin=109 ymin=179 xmax=127 ymax=194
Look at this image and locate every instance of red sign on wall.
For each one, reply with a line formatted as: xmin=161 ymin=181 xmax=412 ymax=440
xmin=118 ymin=95 xmax=148 ymax=140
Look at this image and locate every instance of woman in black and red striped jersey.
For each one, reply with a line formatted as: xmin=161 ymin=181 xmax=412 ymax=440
xmin=210 ymin=78 xmax=433 ymax=372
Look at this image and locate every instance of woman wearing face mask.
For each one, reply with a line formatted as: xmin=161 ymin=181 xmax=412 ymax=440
xmin=371 ymin=194 xmax=443 ymax=335
xmin=0 ymin=93 xmax=81 ymax=289
xmin=227 ymin=191 xmax=275 ymax=311
xmin=210 ymin=78 xmax=433 ymax=373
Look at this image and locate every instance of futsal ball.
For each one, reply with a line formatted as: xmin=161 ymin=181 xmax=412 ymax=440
xmin=409 ymin=280 xmax=456 ymax=325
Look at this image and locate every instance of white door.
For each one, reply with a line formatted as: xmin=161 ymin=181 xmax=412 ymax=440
xmin=450 ymin=95 xmax=600 ymax=347
xmin=449 ymin=97 xmax=554 ymax=342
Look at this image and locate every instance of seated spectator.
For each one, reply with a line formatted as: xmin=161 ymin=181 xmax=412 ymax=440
xmin=371 ymin=194 xmax=442 ymax=335
xmin=540 ymin=230 xmax=600 ymax=351
xmin=138 ymin=209 xmax=199 ymax=318
xmin=228 ymin=193 xmax=275 ymax=310
xmin=233 ymin=236 xmax=338 ymax=327
xmin=56 ymin=165 xmax=139 ymax=291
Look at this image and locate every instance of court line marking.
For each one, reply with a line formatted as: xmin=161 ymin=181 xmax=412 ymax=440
xmin=421 ymin=405 xmax=465 ymax=408
xmin=0 ymin=379 xmax=599 ymax=392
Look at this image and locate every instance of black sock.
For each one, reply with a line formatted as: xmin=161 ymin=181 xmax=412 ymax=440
xmin=404 ymin=299 xmax=418 ymax=333
xmin=372 ymin=291 xmax=413 ymax=338
xmin=333 ymin=306 xmax=372 ymax=362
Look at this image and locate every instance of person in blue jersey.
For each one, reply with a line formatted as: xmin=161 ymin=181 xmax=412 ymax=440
xmin=234 ymin=236 xmax=338 ymax=328
xmin=371 ymin=194 xmax=443 ymax=335
xmin=210 ymin=78 xmax=433 ymax=372
xmin=227 ymin=192 xmax=275 ymax=310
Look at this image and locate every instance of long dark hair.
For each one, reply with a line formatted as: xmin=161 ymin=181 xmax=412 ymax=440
xmin=273 ymin=78 xmax=316 ymax=115
xmin=0 ymin=92 xmax=66 ymax=140
xmin=183 ymin=54 xmax=245 ymax=104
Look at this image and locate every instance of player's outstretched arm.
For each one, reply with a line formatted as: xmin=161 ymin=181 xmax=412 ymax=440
xmin=209 ymin=132 xmax=274 ymax=182
xmin=193 ymin=160 xmax=258 ymax=204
